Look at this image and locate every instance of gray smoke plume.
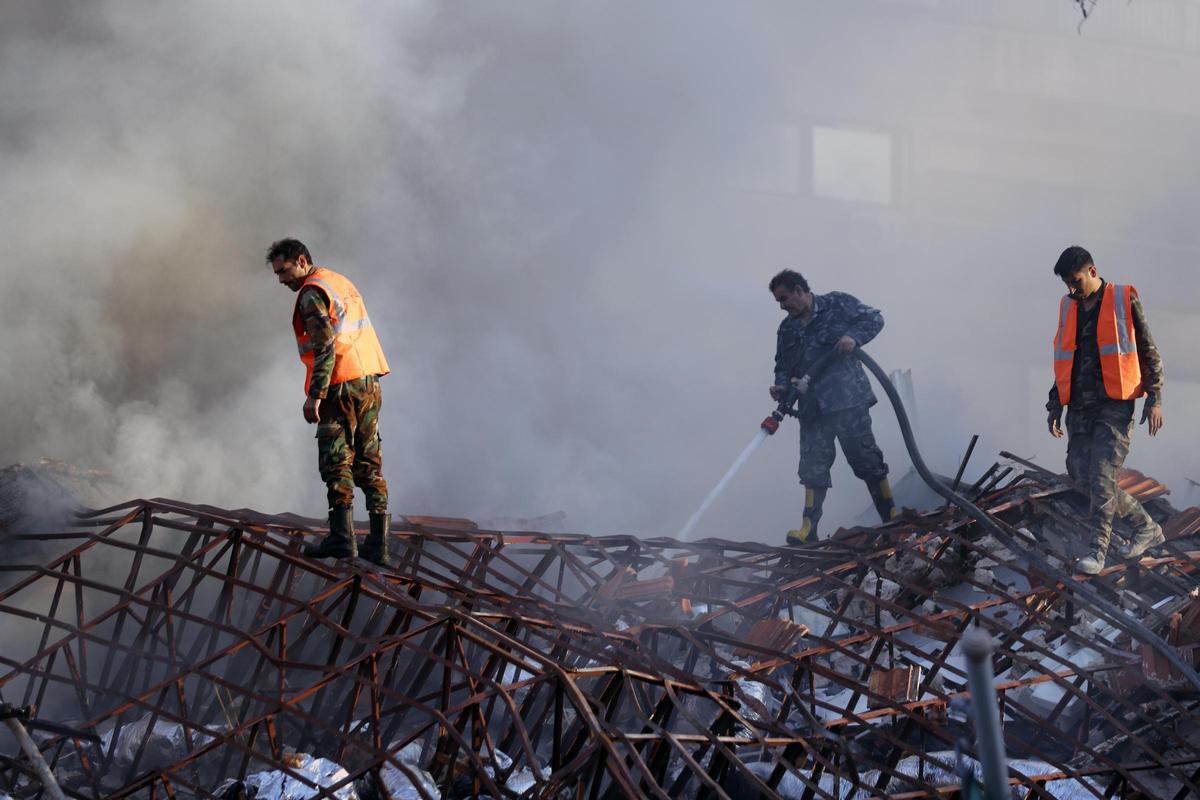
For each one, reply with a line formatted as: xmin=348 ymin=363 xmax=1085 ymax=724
xmin=2 ymin=1 xmax=1198 ymax=541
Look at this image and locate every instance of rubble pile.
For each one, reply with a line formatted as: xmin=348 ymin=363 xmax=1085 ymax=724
xmin=0 ymin=453 xmax=1199 ymax=798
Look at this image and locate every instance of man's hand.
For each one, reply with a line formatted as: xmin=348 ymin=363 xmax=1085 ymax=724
xmin=835 ymin=335 xmax=857 ymax=356
xmin=304 ymin=396 xmax=321 ymax=424
xmin=1141 ymin=405 xmax=1163 ymax=437
xmin=1047 ymin=410 xmax=1064 ymax=439
xmin=770 ymin=385 xmax=785 ymax=401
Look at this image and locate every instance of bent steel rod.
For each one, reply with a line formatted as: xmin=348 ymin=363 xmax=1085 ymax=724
xmin=853 ymin=347 xmax=1200 ymax=694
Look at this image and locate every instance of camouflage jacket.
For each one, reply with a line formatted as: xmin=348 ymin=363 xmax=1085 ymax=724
xmin=1046 ymin=280 xmax=1164 ymax=414
xmin=297 ymin=287 xmax=336 ymax=399
xmin=774 ymin=291 xmax=885 ymax=417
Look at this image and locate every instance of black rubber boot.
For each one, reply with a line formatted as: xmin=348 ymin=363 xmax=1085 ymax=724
xmin=787 ymin=487 xmax=827 ymax=544
xmin=867 ymin=477 xmax=899 ymax=523
xmin=305 ymin=506 xmax=357 ymax=559
xmin=360 ymin=512 xmax=391 ymax=567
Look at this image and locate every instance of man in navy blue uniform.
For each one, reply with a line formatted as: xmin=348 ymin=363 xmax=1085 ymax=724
xmin=769 ymin=270 xmax=897 ymax=543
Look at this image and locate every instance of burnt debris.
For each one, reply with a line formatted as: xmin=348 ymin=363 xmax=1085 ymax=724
xmin=1 ymin=455 xmax=1199 ymax=798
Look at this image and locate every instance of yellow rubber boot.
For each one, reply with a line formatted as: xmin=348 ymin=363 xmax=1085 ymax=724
xmin=786 ymin=519 xmax=814 ymax=544
xmin=786 ymin=487 xmax=826 ymax=544
xmin=869 ymin=477 xmax=899 ymax=522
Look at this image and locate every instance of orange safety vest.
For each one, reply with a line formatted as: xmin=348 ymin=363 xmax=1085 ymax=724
xmin=1052 ymin=282 xmax=1143 ymax=406
xmin=293 ymin=267 xmax=390 ymax=394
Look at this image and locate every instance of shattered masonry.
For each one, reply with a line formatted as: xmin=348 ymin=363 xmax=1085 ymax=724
xmin=1 ymin=454 xmax=1200 ymax=798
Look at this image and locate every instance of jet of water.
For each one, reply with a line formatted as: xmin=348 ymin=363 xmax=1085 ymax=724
xmin=676 ymin=427 xmax=770 ymax=541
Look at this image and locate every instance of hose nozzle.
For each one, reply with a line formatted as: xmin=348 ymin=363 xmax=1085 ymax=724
xmin=761 ymin=412 xmax=782 ymax=435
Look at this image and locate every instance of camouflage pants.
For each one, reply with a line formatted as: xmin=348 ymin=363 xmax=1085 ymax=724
xmin=798 ymin=404 xmax=889 ymax=489
xmin=316 ymin=376 xmax=388 ymax=512
xmin=1065 ymin=401 xmax=1154 ymax=554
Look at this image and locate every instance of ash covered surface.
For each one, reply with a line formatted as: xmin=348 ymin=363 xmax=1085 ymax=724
xmin=1 ymin=455 xmax=1199 ymax=798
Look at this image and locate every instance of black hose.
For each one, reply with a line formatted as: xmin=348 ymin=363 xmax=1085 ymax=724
xmin=853 ymin=348 xmax=1200 ymax=694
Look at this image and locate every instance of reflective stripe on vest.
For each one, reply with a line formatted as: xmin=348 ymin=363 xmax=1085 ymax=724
xmin=1052 ymin=282 xmax=1143 ymax=405
xmin=1053 ymin=295 xmax=1074 ymax=363
xmin=304 ymin=276 xmax=346 ymax=321
xmin=292 ymin=267 xmax=390 ymax=393
xmin=1099 ymin=284 xmax=1136 ymax=357
xmin=294 ymin=275 xmax=348 ymax=355
xmin=292 ymin=316 xmax=372 ymax=352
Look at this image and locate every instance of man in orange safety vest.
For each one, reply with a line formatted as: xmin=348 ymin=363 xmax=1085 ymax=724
xmin=1047 ymin=246 xmax=1165 ymax=575
xmin=268 ymin=238 xmax=392 ymax=567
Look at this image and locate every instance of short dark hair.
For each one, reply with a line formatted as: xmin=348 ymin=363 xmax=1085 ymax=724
xmin=266 ymin=238 xmax=312 ymax=265
xmin=769 ymin=269 xmax=810 ymax=293
xmin=1053 ymin=246 xmax=1093 ymax=278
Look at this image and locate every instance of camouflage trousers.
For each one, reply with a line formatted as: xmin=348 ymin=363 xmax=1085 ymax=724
xmin=1065 ymin=400 xmax=1155 ymax=554
xmin=316 ymin=376 xmax=388 ymax=513
xmin=798 ymin=404 xmax=889 ymax=489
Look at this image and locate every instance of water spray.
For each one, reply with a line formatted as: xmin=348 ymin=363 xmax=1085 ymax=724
xmin=675 ymin=427 xmax=771 ymax=542
xmin=676 ymin=353 xmax=835 ymax=541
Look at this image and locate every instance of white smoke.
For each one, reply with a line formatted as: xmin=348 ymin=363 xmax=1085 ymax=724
xmin=1 ymin=1 xmax=1197 ymax=540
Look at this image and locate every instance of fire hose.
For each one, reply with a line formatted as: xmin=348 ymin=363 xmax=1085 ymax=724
xmin=762 ymin=346 xmax=1200 ymax=694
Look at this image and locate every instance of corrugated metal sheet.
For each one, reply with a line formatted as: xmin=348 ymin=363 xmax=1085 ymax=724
xmin=1165 ymin=506 xmax=1200 ymax=541
xmin=1118 ymin=467 xmax=1171 ymax=501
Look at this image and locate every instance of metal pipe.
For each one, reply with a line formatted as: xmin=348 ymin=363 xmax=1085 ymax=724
xmin=3 ymin=717 xmax=67 ymax=800
xmin=961 ymin=626 xmax=1010 ymax=800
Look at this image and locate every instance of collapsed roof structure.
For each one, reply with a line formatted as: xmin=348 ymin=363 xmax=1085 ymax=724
xmin=1 ymin=453 xmax=1199 ymax=799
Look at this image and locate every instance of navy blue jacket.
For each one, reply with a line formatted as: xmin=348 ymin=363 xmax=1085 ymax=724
xmin=774 ymin=291 xmax=884 ymax=417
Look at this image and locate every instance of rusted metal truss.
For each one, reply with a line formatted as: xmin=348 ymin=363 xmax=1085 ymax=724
xmin=1 ymin=455 xmax=1200 ymax=799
